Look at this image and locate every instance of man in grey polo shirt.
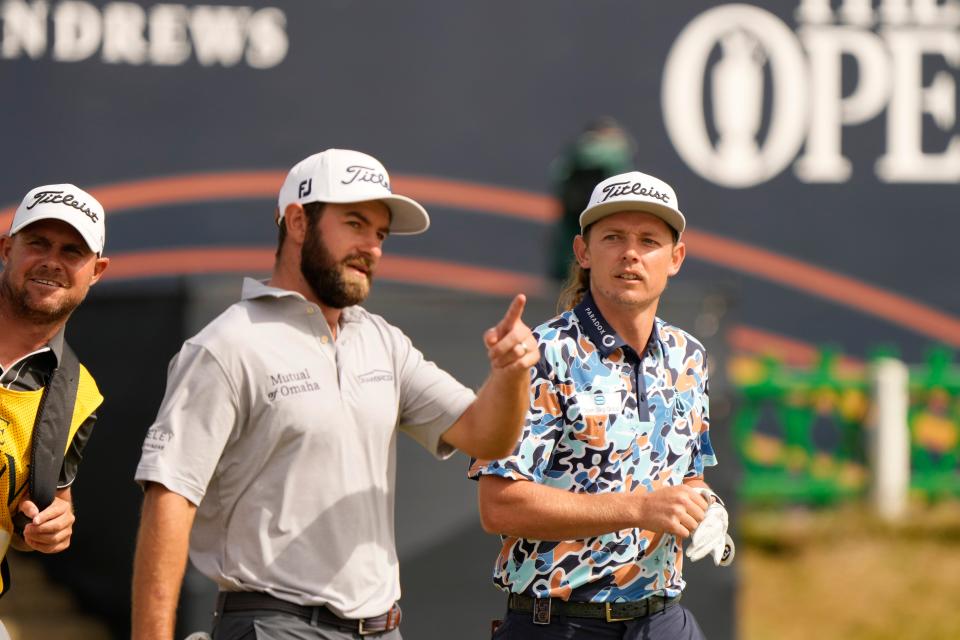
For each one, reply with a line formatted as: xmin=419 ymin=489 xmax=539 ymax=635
xmin=131 ymin=149 xmax=540 ymax=640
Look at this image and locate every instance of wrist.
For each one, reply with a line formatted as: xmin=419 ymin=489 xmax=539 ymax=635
xmin=626 ymin=490 xmax=647 ymax=528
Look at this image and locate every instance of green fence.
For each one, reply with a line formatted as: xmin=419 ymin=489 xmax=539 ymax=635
xmin=731 ymin=348 xmax=960 ymax=505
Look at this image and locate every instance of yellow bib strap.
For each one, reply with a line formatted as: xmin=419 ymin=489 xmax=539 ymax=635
xmin=0 ymin=362 xmax=101 ymax=597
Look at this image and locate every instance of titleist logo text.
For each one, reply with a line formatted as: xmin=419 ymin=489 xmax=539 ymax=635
xmin=27 ymin=190 xmax=99 ymax=223
xmin=600 ymin=181 xmax=671 ymax=205
xmin=342 ymin=165 xmax=390 ymax=190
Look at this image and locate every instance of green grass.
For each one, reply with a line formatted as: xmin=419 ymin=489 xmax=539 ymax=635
xmin=739 ymin=501 xmax=960 ymax=640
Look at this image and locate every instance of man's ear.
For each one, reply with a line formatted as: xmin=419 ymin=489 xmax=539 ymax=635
xmin=89 ymin=257 xmax=110 ymax=286
xmin=573 ymin=234 xmax=590 ymax=269
xmin=668 ymin=241 xmax=686 ymax=277
xmin=0 ymin=234 xmax=12 ymax=266
xmin=284 ymin=203 xmax=308 ymax=245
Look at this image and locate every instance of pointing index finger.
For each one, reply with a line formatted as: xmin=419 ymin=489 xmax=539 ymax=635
xmin=496 ymin=294 xmax=527 ymax=338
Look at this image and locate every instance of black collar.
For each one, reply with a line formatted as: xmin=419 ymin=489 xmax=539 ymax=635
xmin=573 ymin=291 xmax=659 ymax=359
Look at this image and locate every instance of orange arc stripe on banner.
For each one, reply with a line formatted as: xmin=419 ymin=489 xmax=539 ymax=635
xmin=104 ymin=248 xmax=547 ymax=298
xmin=105 ymin=247 xmax=857 ymax=363
xmin=727 ymin=324 xmax=865 ymax=371
xmin=1 ymin=171 xmax=958 ymax=345
xmin=0 ymin=172 xmax=558 ymax=226
xmin=683 ymin=230 xmax=960 ymax=347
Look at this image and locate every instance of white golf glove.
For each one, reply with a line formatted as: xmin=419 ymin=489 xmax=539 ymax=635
xmin=685 ymin=488 xmax=735 ymax=566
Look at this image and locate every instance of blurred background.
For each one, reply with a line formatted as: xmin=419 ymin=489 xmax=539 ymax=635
xmin=1 ymin=1 xmax=960 ymax=638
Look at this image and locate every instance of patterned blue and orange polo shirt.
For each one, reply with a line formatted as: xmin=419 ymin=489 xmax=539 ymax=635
xmin=469 ymin=291 xmax=715 ymax=602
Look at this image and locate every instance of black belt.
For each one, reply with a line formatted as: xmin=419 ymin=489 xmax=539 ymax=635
xmin=508 ymin=593 xmax=680 ymax=623
xmin=218 ymin=591 xmax=401 ymax=636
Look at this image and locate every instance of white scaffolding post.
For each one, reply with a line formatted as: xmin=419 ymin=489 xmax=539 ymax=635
xmin=869 ymin=358 xmax=910 ymax=521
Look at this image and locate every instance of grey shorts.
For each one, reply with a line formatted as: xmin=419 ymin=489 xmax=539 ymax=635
xmin=491 ymin=604 xmax=707 ymax=640
xmin=212 ymin=611 xmax=403 ymax=640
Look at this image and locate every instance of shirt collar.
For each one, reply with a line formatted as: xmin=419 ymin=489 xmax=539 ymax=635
xmin=47 ymin=326 xmax=65 ymax=364
xmin=240 ymin=277 xmax=365 ymax=324
xmin=573 ymin=291 xmax=661 ymax=359
xmin=241 ymin=277 xmax=306 ymax=302
xmin=0 ymin=327 xmax=62 ymax=381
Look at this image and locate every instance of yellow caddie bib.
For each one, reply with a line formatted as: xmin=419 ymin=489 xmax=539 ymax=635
xmin=0 ymin=365 xmax=102 ymax=594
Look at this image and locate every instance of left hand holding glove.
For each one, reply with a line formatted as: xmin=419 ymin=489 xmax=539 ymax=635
xmin=685 ymin=488 xmax=735 ymax=567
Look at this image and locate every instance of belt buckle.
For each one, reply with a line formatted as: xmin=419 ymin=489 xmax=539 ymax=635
xmin=604 ymin=602 xmax=632 ymax=623
xmin=358 ymin=604 xmax=400 ymax=636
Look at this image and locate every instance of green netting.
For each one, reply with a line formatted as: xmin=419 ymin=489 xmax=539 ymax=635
xmin=731 ymin=347 xmax=960 ymax=505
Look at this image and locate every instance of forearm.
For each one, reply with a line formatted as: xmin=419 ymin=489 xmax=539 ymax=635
xmin=478 ymin=475 xmax=641 ymax=540
xmin=131 ymin=484 xmax=197 ymax=640
xmin=443 ymin=368 xmax=529 ymax=460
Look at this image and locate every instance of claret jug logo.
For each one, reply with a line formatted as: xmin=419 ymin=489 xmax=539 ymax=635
xmin=663 ymin=0 xmax=960 ymax=187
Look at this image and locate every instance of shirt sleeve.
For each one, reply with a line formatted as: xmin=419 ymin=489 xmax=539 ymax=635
xmin=393 ymin=327 xmax=476 ymax=459
xmin=133 ymin=342 xmax=241 ymax=505
xmin=468 ymin=358 xmax=564 ymax=483
xmin=685 ymin=350 xmax=717 ymax=478
xmin=58 ymin=414 xmax=96 ymax=488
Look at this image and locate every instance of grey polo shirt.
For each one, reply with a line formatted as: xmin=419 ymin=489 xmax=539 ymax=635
xmin=135 ymin=278 xmax=476 ymax=619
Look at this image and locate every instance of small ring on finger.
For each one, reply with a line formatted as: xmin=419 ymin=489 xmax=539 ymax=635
xmin=517 ymin=342 xmax=527 ymax=355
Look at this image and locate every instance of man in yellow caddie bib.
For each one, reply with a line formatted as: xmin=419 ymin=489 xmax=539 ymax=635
xmin=0 ymin=183 xmax=110 ymax=597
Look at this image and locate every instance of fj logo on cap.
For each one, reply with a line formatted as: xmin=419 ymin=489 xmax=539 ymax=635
xmin=600 ymin=181 xmax=672 ymax=205
xmin=26 ymin=190 xmax=99 ymax=223
xmin=342 ymin=165 xmax=390 ymax=190
xmin=299 ymin=179 xmax=312 ymax=198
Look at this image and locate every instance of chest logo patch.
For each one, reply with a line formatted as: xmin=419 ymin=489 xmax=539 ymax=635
xmin=267 ymin=368 xmax=319 ymax=401
xmin=578 ymin=389 xmax=618 ymax=415
xmin=358 ymin=369 xmax=394 ymax=384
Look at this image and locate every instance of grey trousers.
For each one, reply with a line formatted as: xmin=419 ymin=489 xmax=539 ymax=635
xmin=212 ymin=611 xmax=403 ymax=640
xmin=491 ymin=604 xmax=707 ymax=640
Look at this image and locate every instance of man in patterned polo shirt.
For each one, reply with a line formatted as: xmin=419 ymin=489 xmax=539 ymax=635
xmin=471 ymin=170 xmax=731 ymax=639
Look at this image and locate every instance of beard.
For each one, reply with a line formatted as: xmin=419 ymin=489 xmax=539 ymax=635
xmin=0 ymin=270 xmax=78 ymax=325
xmin=300 ymin=229 xmax=374 ymax=309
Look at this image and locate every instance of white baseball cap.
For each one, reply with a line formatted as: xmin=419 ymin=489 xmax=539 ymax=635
xmin=10 ymin=184 xmax=106 ymax=254
xmin=579 ymin=170 xmax=686 ymax=237
xmin=277 ymin=149 xmax=430 ymax=235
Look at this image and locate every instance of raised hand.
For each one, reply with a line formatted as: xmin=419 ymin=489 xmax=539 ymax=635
xmin=483 ymin=294 xmax=540 ymax=372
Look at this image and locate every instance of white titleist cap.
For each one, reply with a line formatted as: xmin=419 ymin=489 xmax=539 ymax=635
xmin=277 ymin=149 xmax=430 ymax=235
xmin=579 ymin=170 xmax=686 ymax=237
xmin=10 ymin=184 xmax=106 ymax=254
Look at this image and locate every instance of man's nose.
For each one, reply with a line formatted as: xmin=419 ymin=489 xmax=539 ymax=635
xmin=37 ymin=249 xmax=66 ymax=270
xmin=358 ymin=236 xmax=383 ymax=260
xmin=621 ymin=242 xmax=641 ymax=262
